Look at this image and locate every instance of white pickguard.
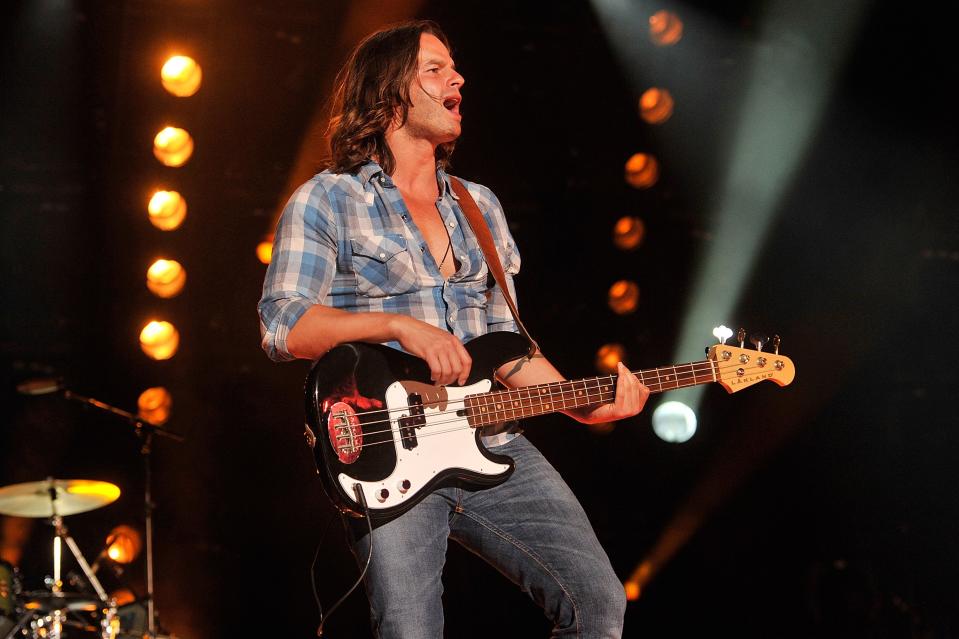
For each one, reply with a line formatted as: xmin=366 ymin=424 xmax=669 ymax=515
xmin=337 ymin=378 xmax=510 ymax=511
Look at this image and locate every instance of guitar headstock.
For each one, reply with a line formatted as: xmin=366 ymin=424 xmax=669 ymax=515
xmin=706 ymin=329 xmax=795 ymax=393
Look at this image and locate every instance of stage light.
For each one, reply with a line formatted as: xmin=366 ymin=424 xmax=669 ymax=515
xmin=153 ymin=126 xmax=194 ymax=167
xmin=595 ymin=343 xmax=626 ymax=374
xmin=639 ymin=87 xmax=674 ymax=124
xmin=625 ymin=153 xmax=659 ymax=189
xmin=105 ymin=525 xmax=142 ymax=564
xmin=256 ymin=236 xmax=273 ymax=265
xmin=613 ymin=216 xmax=645 ymax=250
xmin=109 ymin=588 xmax=136 ymax=607
xmin=146 ymin=259 xmax=186 ymax=298
xmin=624 ymin=581 xmax=640 ymax=601
xmin=161 ymin=55 xmax=202 ymax=97
xmin=608 ymin=280 xmax=640 ymax=315
xmin=649 ymin=10 xmax=683 ymax=46
xmin=652 ymin=400 xmax=697 ymax=443
xmin=148 ymin=190 xmax=187 ymax=230
xmin=137 ymin=387 xmax=172 ymax=425
xmin=139 ymin=320 xmax=179 ymax=360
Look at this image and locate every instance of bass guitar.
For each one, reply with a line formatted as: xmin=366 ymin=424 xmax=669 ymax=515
xmin=304 ymin=330 xmax=795 ymax=522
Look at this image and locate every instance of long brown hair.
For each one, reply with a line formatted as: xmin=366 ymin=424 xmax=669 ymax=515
xmin=327 ymin=20 xmax=455 ymax=175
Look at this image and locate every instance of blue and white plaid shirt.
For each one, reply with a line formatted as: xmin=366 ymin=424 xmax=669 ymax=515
xmin=258 ymin=161 xmax=521 ymax=364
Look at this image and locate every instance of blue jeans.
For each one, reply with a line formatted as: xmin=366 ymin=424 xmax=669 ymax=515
xmin=348 ymin=435 xmax=626 ymax=638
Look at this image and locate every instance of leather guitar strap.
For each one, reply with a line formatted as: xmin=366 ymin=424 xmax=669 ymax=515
xmin=450 ymin=177 xmax=538 ymax=360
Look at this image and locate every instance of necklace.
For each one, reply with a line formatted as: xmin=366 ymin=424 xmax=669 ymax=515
xmin=437 ymin=235 xmax=452 ymax=270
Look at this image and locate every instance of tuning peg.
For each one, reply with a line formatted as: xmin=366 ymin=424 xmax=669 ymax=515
xmin=749 ymin=332 xmax=768 ymax=352
xmin=737 ymin=328 xmax=746 ymax=348
xmin=772 ymin=334 xmax=781 ymax=354
xmin=712 ymin=325 xmax=733 ymax=345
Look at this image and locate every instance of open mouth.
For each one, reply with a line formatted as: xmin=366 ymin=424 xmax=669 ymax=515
xmin=442 ymin=96 xmax=461 ymax=113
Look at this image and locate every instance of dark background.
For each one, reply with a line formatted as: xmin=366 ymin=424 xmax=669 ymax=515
xmin=2 ymin=0 xmax=957 ymax=637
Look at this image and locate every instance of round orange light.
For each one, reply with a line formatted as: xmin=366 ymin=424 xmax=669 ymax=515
xmin=639 ymin=87 xmax=674 ymax=124
xmin=146 ymin=259 xmax=186 ymax=298
xmin=625 ymin=581 xmax=641 ymax=601
xmin=109 ymin=588 xmax=136 ymax=607
xmin=625 ymin=153 xmax=659 ymax=189
xmin=161 ymin=55 xmax=202 ymax=97
xmin=105 ymin=525 xmax=142 ymax=564
xmin=256 ymin=237 xmax=273 ymax=265
xmin=649 ymin=10 xmax=683 ymax=46
xmin=137 ymin=387 xmax=172 ymax=425
xmin=608 ymin=280 xmax=640 ymax=315
xmin=613 ymin=216 xmax=645 ymax=250
xmin=148 ymin=190 xmax=187 ymax=231
xmin=153 ymin=126 xmax=194 ymax=167
xmin=139 ymin=320 xmax=179 ymax=360
xmin=595 ymin=343 xmax=626 ymax=374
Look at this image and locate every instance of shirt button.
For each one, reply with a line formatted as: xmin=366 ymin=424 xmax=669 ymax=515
xmin=460 ymin=255 xmax=467 ymax=261
xmin=448 ymin=221 xmax=456 ymax=228
xmin=379 ymin=252 xmax=386 ymax=259
xmin=449 ymin=315 xmax=455 ymax=322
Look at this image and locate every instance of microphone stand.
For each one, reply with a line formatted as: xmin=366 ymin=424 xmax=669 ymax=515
xmin=61 ymin=389 xmax=184 ymax=639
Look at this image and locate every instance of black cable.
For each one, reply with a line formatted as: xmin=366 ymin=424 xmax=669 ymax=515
xmin=315 ymin=484 xmax=374 ymax=637
xmin=309 ymin=511 xmax=339 ymax=620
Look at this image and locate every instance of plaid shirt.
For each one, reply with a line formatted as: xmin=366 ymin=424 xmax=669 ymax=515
xmin=258 ymin=161 xmax=521 ymax=364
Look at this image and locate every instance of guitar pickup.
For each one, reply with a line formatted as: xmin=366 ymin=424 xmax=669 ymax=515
xmin=398 ymin=392 xmax=426 ymax=450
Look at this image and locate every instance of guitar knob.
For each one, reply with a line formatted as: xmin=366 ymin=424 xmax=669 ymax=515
xmin=377 ymin=488 xmax=390 ymax=503
xmin=398 ymin=479 xmax=411 ymax=494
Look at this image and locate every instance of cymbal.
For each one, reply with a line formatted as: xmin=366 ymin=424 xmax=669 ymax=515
xmin=0 ymin=479 xmax=120 ymax=518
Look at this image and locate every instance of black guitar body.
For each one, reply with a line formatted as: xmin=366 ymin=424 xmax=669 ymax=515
xmin=304 ymin=330 xmax=532 ymax=521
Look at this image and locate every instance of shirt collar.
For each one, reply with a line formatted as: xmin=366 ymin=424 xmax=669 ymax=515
xmin=357 ymin=161 xmax=460 ymax=201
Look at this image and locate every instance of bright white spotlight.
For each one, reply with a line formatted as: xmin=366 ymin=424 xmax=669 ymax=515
xmin=652 ymin=401 xmax=697 ymax=443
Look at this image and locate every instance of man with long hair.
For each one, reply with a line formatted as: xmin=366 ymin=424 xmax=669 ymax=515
xmin=259 ymin=20 xmax=649 ymax=637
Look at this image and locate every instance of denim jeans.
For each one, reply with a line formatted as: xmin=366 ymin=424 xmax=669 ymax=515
xmin=348 ymin=435 xmax=626 ymax=638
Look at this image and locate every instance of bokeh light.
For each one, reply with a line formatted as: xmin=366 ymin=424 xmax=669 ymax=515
xmin=639 ymin=87 xmax=674 ymax=124
xmin=625 ymin=153 xmax=659 ymax=189
xmin=608 ymin=280 xmax=640 ymax=315
xmin=161 ymin=55 xmax=202 ymax=97
xmin=649 ymin=10 xmax=683 ymax=46
xmin=146 ymin=259 xmax=186 ymax=298
xmin=105 ymin=525 xmax=142 ymax=564
xmin=652 ymin=400 xmax=698 ymax=443
xmin=613 ymin=216 xmax=646 ymax=250
xmin=148 ymin=190 xmax=187 ymax=230
xmin=256 ymin=236 xmax=274 ymax=265
xmin=595 ymin=343 xmax=626 ymax=374
xmin=153 ymin=126 xmax=194 ymax=167
xmin=137 ymin=386 xmax=172 ymax=425
xmin=139 ymin=320 xmax=179 ymax=361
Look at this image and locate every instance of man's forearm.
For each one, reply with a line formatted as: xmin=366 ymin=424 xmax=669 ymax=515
xmin=286 ymin=305 xmax=401 ymax=360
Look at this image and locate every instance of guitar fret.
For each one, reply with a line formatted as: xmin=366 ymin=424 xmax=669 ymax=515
xmin=465 ymin=358 xmax=726 ymax=430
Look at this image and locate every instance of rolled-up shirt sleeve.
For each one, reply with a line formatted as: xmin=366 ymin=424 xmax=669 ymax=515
xmin=258 ymin=179 xmax=337 ymax=362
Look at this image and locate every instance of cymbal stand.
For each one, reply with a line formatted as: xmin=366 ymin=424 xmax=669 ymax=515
xmin=61 ymin=390 xmax=184 ymax=639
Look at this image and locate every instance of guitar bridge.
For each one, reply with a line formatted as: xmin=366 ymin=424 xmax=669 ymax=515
xmin=398 ymin=392 xmax=425 ymax=450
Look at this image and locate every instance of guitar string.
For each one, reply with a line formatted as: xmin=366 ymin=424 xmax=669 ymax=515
xmin=326 ymin=360 xmax=780 ymax=450
xmin=327 ymin=359 xmax=775 ymax=444
xmin=321 ymin=359 xmax=724 ymax=424
xmin=327 ymin=361 xmax=718 ymax=435
xmin=322 ymin=353 xmax=787 ymax=424
xmin=330 ymin=361 xmax=764 ymax=426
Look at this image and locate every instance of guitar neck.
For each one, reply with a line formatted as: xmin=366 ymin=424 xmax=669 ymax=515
xmin=465 ymin=360 xmax=718 ymax=427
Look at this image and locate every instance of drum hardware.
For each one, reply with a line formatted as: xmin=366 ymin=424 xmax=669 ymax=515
xmin=15 ymin=379 xmax=184 ymax=638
